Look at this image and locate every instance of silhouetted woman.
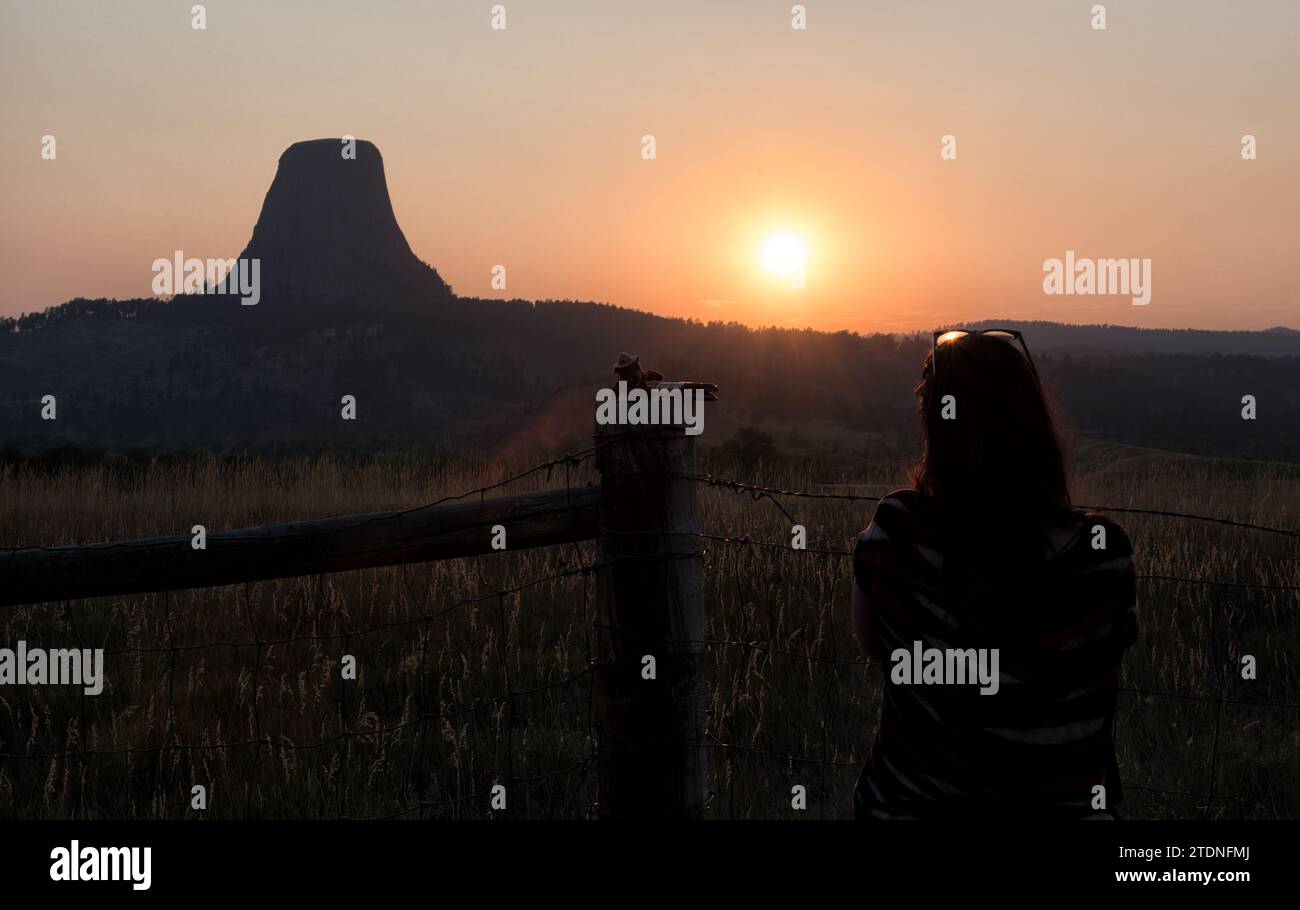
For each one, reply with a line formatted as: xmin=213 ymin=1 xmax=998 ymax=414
xmin=851 ymin=330 xmax=1137 ymax=819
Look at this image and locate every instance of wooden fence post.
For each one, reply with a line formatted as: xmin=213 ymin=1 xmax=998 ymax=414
xmin=592 ymin=419 xmax=707 ymax=818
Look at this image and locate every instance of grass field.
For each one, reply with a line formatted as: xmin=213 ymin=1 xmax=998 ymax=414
xmin=1 ymin=441 xmax=1296 ymax=819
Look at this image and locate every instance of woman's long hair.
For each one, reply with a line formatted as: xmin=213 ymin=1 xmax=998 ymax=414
xmin=911 ymin=333 xmax=1071 ymax=536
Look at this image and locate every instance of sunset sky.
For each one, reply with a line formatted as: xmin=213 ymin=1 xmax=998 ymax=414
xmin=1 ymin=0 xmax=1297 ymax=331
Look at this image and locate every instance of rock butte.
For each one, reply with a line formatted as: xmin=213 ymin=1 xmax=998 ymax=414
xmin=191 ymin=138 xmax=452 ymax=319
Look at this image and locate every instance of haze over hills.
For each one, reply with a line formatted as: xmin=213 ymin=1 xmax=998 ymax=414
xmin=0 ymin=139 xmax=1296 ymax=462
xmin=964 ymin=320 xmax=1300 ymax=358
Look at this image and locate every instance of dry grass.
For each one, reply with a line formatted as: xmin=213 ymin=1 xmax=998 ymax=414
xmin=0 ymin=443 xmax=1296 ymax=819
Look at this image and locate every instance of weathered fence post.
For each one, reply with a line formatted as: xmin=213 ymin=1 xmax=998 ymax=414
xmin=592 ymin=419 xmax=707 ymax=818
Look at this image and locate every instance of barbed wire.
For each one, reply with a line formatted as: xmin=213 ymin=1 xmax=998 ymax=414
xmin=2 ymin=666 xmax=596 ymax=763
xmin=0 ymin=444 xmax=606 ymax=558
xmin=609 ymin=528 xmax=1300 ymax=593
xmin=676 ymin=471 xmax=1300 ymax=538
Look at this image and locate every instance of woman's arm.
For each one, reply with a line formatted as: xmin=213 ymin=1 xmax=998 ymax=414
xmin=852 ymin=508 xmax=901 ymax=663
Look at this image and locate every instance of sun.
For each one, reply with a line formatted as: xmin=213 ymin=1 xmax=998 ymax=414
xmin=762 ymin=232 xmax=807 ymax=277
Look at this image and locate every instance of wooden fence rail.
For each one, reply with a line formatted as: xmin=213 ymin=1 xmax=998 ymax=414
xmin=0 ymin=486 xmax=600 ymax=607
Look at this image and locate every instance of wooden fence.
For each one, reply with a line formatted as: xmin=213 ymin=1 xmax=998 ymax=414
xmin=0 ymin=423 xmax=706 ymax=819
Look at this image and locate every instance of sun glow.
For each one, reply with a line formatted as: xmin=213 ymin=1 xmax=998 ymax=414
xmin=762 ymin=233 xmax=808 ymax=277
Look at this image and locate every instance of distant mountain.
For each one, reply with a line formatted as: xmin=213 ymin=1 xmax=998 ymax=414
xmin=175 ymin=137 xmax=451 ymax=324
xmin=0 ymin=141 xmax=1297 ymax=462
xmin=965 ymin=320 xmax=1300 ymax=358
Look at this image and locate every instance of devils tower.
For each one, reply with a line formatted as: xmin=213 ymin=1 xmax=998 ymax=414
xmin=204 ymin=138 xmax=451 ymax=318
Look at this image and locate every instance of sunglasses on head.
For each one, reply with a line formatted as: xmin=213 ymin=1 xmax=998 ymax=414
xmin=931 ymin=328 xmax=1040 ymax=386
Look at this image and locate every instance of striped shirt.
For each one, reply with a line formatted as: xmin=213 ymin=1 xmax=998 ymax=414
xmin=852 ymin=489 xmax=1138 ymax=819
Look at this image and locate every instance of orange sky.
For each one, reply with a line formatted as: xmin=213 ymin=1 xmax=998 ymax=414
xmin=2 ymin=0 xmax=1297 ymax=331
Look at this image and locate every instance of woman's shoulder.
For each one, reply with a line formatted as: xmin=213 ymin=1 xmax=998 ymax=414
xmin=860 ymin=488 xmax=931 ymax=543
xmin=875 ymin=487 xmax=928 ymax=514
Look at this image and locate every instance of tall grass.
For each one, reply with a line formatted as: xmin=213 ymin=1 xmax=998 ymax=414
xmin=0 ymin=444 xmax=1295 ymax=819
